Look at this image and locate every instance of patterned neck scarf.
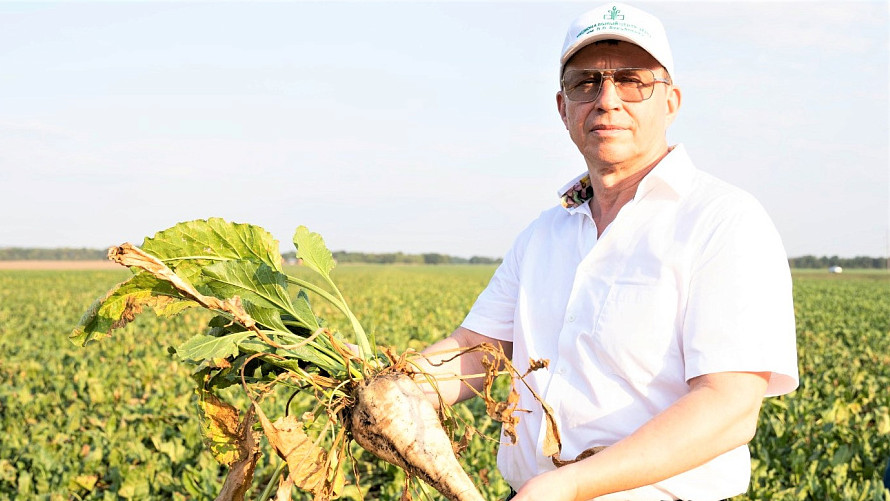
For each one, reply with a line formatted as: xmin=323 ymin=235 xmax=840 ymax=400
xmin=560 ymin=175 xmax=593 ymax=209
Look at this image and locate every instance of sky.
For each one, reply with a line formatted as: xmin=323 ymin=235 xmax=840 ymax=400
xmin=1 ymin=0 xmax=888 ymax=259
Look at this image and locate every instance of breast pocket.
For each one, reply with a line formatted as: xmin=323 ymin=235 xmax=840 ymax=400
xmin=593 ymin=284 xmax=680 ymax=383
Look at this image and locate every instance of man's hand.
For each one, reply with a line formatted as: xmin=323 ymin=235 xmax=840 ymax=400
xmin=511 ymin=467 xmax=579 ymax=501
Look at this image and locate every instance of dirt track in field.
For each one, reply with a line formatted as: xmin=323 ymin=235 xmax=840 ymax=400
xmin=0 ymin=261 xmax=120 ymax=270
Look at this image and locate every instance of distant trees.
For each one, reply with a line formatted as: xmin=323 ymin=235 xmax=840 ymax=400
xmin=332 ymin=251 xmax=424 ymax=265
xmin=2 ymin=247 xmax=887 ymax=269
xmin=787 ymin=255 xmax=889 ymax=270
xmin=1 ymin=247 xmax=504 ymax=265
xmin=0 ymin=247 xmax=106 ymax=260
xmin=282 ymin=251 xmax=503 ymax=265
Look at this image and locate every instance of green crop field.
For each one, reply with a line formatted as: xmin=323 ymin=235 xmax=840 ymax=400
xmin=1 ymin=267 xmax=889 ymax=500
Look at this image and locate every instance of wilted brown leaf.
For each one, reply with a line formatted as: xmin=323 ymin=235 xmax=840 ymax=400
xmin=274 ymin=470 xmax=295 ymax=501
xmin=400 ymin=475 xmax=413 ymax=501
xmin=551 ymin=445 xmax=608 ymax=467
xmin=539 ymin=397 xmax=562 ymax=458
xmin=212 ymin=405 xmax=260 ymax=501
xmin=200 ymin=393 xmax=245 ymax=466
xmin=254 ymin=404 xmax=328 ymax=495
xmin=107 ymin=243 xmax=314 ymax=351
xmin=483 ymin=379 xmax=520 ymax=444
xmin=196 ymin=392 xmax=263 ymax=500
xmin=110 ymin=294 xmax=186 ymax=331
xmin=475 ymin=344 xmax=522 ymax=445
xmin=108 ymin=243 xmax=258 ymax=330
xmin=526 ymin=358 xmax=549 ymax=374
xmin=469 ymin=343 xmax=564 ymax=458
xmin=453 ymin=425 xmax=474 ymax=456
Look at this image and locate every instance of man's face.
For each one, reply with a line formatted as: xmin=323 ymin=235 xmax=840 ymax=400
xmin=557 ymin=41 xmax=681 ymax=174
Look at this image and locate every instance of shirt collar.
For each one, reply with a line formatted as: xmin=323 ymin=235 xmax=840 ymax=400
xmin=558 ymin=144 xmax=695 ymax=212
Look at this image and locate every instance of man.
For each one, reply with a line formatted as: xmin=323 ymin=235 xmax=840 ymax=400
xmin=419 ymin=3 xmax=798 ymax=500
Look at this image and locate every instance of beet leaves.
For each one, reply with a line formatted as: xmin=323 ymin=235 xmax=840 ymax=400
xmin=70 ymin=218 xmax=557 ymax=500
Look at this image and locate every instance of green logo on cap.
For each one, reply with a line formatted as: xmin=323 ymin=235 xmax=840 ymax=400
xmin=604 ymin=6 xmax=625 ymax=21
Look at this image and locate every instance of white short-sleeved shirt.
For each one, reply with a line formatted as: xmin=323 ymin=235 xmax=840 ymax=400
xmin=462 ymin=144 xmax=799 ymax=501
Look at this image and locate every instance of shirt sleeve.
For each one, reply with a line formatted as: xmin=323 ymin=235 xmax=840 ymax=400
xmin=682 ymin=194 xmax=799 ymax=397
xmin=460 ymin=220 xmax=537 ymax=342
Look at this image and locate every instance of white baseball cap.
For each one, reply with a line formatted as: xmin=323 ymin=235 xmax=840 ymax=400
xmin=560 ymin=3 xmax=675 ymax=82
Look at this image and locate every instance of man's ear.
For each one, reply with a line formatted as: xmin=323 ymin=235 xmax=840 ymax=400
xmin=556 ymin=90 xmax=569 ymax=129
xmin=665 ymin=85 xmax=682 ymax=127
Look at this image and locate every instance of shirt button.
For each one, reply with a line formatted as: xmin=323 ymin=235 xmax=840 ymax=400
xmin=567 ymin=314 xmax=576 ymax=323
xmin=557 ymin=366 xmax=567 ymax=375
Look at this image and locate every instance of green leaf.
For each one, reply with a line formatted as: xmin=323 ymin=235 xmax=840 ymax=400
xmin=177 ymin=332 xmax=252 ymax=362
xmin=238 ymin=339 xmax=341 ymax=376
xmin=246 ymin=303 xmax=292 ymax=334
xmin=142 ymin=218 xmax=283 ymax=272
xmin=202 ymin=260 xmax=291 ymax=310
xmin=292 ymin=225 xmax=374 ymax=359
xmin=117 ymin=465 xmax=151 ymax=499
xmin=70 ymin=272 xmax=197 ymax=346
xmin=201 ymin=260 xmax=319 ymax=332
xmin=293 ymin=226 xmax=335 ymax=279
xmin=208 ymin=314 xmax=237 ymax=329
xmin=72 ymin=474 xmax=98 ymax=491
xmin=292 ymin=290 xmax=319 ymax=333
xmin=150 ymin=436 xmax=189 ymax=463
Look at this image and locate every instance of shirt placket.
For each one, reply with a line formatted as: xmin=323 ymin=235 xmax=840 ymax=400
xmin=534 ymin=197 xmax=643 ymax=465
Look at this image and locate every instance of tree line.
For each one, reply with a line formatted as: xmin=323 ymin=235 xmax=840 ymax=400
xmin=0 ymin=247 xmax=107 ymax=261
xmin=787 ymin=255 xmax=889 ymax=270
xmin=282 ymin=251 xmax=502 ymax=265
xmin=2 ymin=247 xmax=887 ymax=269
xmin=0 ymin=247 xmax=503 ymax=265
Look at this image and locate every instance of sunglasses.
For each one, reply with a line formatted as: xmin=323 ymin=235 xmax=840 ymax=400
xmin=561 ymin=68 xmax=671 ymax=103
